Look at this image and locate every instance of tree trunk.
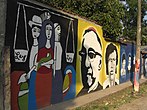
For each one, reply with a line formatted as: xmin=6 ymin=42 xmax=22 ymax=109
xmin=134 ymin=0 xmax=141 ymax=92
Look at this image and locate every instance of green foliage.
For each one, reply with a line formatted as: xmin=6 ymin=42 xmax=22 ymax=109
xmin=122 ymin=0 xmax=147 ymax=42
xmin=36 ymin=0 xmax=125 ymax=39
xmin=142 ymin=27 xmax=147 ymax=35
xmin=36 ymin=0 xmax=147 ymax=42
xmin=142 ymin=27 xmax=147 ymax=45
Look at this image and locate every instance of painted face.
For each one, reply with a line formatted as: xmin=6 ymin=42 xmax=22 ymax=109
xmin=79 ymin=31 xmax=102 ymax=90
xmin=128 ymin=56 xmax=131 ymax=71
xmin=121 ymin=59 xmax=126 ymax=75
xmin=46 ymin=24 xmax=52 ymax=39
xmin=55 ymin=25 xmax=61 ymax=41
xmin=108 ymin=50 xmax=117 ymax=81
xmin=145 ymin=58 xmax=147 ymax=72
xmin=32 ymin=26 xmax=41 ymax=38
xmin=45 ymin=12 xmax=51 ymax=19
xmin=122 ymin=59 xmax=126 ymax=69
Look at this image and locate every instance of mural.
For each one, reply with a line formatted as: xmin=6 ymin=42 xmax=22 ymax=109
xmin=63 ymin=65 xmax=76 ymax=100
xmin=120 ymin=52 xmax=127 ymax=83
xmin=126 ymin=44 xmax=135 ymax=81
xmin=6 ymin=1 xmax=77 ymax=110
xmin=103 ymin=43 xmax=119 ymax=89
xmin=120 ymin=43 xmax=136 ymax=83
xmin=5 ymin=0 xmax=143 ymax=110
xmin=143 ymin=55 xmax=147 ymax=77
xmin=78 ymin=27 xmax=103 ymax=94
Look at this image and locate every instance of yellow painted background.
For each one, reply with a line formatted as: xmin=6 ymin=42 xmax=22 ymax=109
xmin=102 ymin=42 xmax=120 ymax=83
xmin=76 ymin=18 xmax=120 ymax=95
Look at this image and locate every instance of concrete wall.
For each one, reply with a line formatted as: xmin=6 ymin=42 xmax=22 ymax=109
xmin=0 ymin=0 xmax=8 ymax=110
xmin=0 ymin=0 xmax=6 ymax=53
xmin=4 ymin=0 xmax=139 ymax=110
xmin=1 ymin=47 xmax=11 ymax=110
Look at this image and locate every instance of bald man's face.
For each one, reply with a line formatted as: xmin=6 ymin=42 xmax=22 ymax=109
xmin=79 ymin=31 xmax=102 ymax=92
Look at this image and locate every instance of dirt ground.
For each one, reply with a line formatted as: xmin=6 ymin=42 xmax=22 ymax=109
xmin=74 ymin=81 xmax=147 ymax=110
xmin=117 ymin=94 xmax=147 ymax=110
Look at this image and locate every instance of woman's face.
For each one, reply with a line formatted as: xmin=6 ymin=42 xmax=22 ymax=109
xmin=46 ymin=24 xmax=52 ymax=39
xmin=55 ymin=25 xmax=61 ymax=41
xmin=32 ymin=26 xmax=41 ymax=39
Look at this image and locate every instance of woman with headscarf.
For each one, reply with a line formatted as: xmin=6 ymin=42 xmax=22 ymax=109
xmin=35 ymin=18 xmax=54 ymax=108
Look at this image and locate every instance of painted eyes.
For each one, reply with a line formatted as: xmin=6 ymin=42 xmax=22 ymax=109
xmin=108 ymin=58 xmax=116 ymax=62
xmin=79 ymin=51 xmax=102 ymax=59
xmin=32 ymin=28 xmax=40 ymax=33
xmin=88 ymin=51 xmax=102 ymax=60
xmin=79 ymin=50 xmax=102 ymax=67
xmin=46 ymin=27 xmax=52 ymax=31
xmin=88 ymin=52 xmax=98 ymax=59
xmin=46 ymin=24 xmax=52 ymax=32
xmin=56 ymin=26 xmax=61 ymax=31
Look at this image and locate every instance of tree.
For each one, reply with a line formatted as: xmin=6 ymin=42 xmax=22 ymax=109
xmin=36 ymin=0 xmax=125 ymax=40
xmin=36 ymin=0 xmax=147 ymax=42
xmin=122 ymin=0 xmax=147 ymax=42
xmin=142 ymin=27 xmax=147 ymax=45
xmin=133 ymin=0 xmax=141 ymax=93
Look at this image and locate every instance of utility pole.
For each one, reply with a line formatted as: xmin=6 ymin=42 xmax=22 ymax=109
xmin=134 ymin=0 xmax=142 ymax=92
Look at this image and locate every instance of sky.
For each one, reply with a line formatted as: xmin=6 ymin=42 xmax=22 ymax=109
xmin=120 ymin=0 xmax=147 ymax=21
xmin=144 ymin=15 xmax=147 ymax=20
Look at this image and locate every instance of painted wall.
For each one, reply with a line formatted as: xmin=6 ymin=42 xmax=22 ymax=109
xmin=76 ymin=19 xmax=121 ymax=94
xmin=4 ymin=0 xmax=140 ymax=110
xmin=142 ymin=54 xmax=147 ymax=77
xmin=119 ymin=43 xmax=136 ymax=83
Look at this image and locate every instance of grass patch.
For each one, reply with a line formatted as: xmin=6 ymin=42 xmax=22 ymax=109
xmin=74 ymin=81 xmax=147 ymax=110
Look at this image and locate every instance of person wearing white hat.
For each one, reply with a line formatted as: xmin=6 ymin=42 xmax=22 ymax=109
xmin=17 ymin=15 xmax=42 ymax=110
xmin=18 ymin=15 xmax=42 ymax=84
xmin=29 ymin=15 xmax=42 ymax=70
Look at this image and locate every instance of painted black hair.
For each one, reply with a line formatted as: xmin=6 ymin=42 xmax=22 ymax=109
xmin=105 ymin=43 xmax=118 ymax=75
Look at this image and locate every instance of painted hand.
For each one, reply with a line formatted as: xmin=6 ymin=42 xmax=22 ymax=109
xmin=18 ymin=73 xmax=27 ymax=84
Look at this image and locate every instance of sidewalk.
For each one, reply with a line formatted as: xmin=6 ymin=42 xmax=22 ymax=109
xmin=117 ymin=94 xmax=147 ymax=110
xmin=41 ymin=78 xmax=147 ymax=110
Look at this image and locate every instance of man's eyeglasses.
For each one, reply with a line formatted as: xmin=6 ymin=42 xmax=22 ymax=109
xmin=79 ymin=50 xmax=102 ymax=60
xmin=88 ymin=51 xmax=102 ymax=59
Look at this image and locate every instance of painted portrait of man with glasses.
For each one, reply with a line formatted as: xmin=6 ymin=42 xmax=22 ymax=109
xmin=79 ymin=27 xmax=103 ymax=94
